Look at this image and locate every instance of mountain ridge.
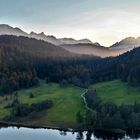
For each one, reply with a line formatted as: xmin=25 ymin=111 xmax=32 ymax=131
xmin=1 ymin=24 xmax=140 ymax=57
xmin=110 ymin=37 xmax=140 ymax=50
xmin=0 ymin=24 xmax=95 ymax=46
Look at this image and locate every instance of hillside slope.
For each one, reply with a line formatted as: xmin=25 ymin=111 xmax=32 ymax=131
xmin=60 ymin=43 xmax=125 ymax=57
xmin=110 ymin=37 xmax=140 ymax=54
xmin=0 ymin=35 xmax=76 ymax=58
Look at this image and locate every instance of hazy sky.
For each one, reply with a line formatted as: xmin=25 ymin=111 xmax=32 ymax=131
xmin=0 ymin=0 xmax=140 ymax=46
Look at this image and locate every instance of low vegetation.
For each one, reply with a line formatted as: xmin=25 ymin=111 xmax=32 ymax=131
xmin=0 ymin=82 xmax=86 ymax=128
xmin=90 ymin=80 xmax=140 ymax=105
xmin=10 ymin=99 xmax=53 ymax=118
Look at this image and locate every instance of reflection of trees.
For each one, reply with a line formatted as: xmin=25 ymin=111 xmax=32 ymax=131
xmin=72 ymin=131 xmax=75 ymax=135
xmin=59 ymin=131 xmax=67 ymax=136
xmin=76 ymin=132 xmax=84 ymax=140
xmin=86 ymin=131 xmax=92 ymax=140
xmin=58 ymin=130 xmax=140 ymax=140
xmin=94 ymin=130 xmax=124 ymax=140
xmin=126 ymin=130 xmax=140 ymax=139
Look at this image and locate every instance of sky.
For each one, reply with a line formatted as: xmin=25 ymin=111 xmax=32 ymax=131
xmin=0 ymin=0 xmax=140 ymax=46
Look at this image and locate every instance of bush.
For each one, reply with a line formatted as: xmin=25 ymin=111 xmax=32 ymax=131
xmin=29 ymin=92 xmax=34 ymax=98
xmin=11 ymin=100 xmax=53 ymax=118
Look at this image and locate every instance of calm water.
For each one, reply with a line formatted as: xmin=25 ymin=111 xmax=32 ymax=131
xmin=0 ymin=126 xmax=140 ymax=140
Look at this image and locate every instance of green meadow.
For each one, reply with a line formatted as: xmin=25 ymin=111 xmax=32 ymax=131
xmin=90 ymin=80 xmax=140 ymax=105
xmin=1 ymin=80 xmax=140 ymax=128
xmin=0 ymin=82 xmax=86 ymax=127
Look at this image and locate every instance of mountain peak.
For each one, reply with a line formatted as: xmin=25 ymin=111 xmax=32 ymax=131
xmin=30 ymin=31 xmax=36 ymax=35
xmin=30 ymin=31 xmax=45 ymax=36
xmin=40 ymin=32 xmax=45 ymax=35
xmin=111 ymin=37 xmax=140 ymax=47
xmin=59 ymin=38 xmax=93 ymax=45
xmin=0 ymin=24 xmax=12 ymax=28
xmin=93 ymin=42 xmax=101 ymax=46
xmin=110 ymin=36 xmax=140 ymax=52
xmin=0 ymin=24 xmax=27 ymax=36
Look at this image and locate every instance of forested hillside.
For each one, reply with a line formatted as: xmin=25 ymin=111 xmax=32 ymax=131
xmin=0 ymin=35 xmax=75 ymax=58
xmin=0 ymin=35 xmax=140 ymax=96
xmin=0 ymin=35 xmax=77 ymax=94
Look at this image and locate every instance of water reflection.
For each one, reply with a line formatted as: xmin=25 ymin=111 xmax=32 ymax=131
xmin=0 ymin=126 xmax=139 ymax=140
xmin=86 ymin=131 xmax=92 ymax=140
xmin=126 ymin=130 xmax=140 ymax=139
xmin=59 ymin=131 xmax=67 ymax=136
xmin=94 ymin=130 xmax=125 ymax=140
xmin=76 ymin=132 xmax=84 ymax=140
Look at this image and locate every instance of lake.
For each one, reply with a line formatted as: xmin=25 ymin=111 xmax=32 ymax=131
xmin=0 ymin=126 xmax=140 ymax=140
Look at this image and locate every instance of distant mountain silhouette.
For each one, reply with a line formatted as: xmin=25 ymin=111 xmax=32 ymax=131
xmin=0 ymin=24 xmax=94 ymax=45
xmin=0 ymin=24 xmax=28 ymax=36
xmin=1 ymin=24 xmax=140 ymax=57
xmin=110 ymin=37 xmax=140 ymax=50
xmin=60 ymin=43 xmax=125 ymax=57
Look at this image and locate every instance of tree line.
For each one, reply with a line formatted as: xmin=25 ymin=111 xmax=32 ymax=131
xmin=5 ymin=93 xmax=53 ymax=120
xmin=80 ymin=90 xmax=140 ymax=129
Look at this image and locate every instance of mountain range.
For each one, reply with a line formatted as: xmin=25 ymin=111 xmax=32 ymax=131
xmin=110 ymin=37 xmax=140 ymax=50
xmin=0 ymin=24 xmax=140 ymax=57
xmin=0 ymin=24 xmax=93 ymax=45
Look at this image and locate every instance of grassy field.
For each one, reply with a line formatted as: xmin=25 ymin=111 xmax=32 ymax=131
xmin=1 ymin=79 xmax=139 ymax=128
xmin=90 ymin=80 xmax=140 ymax=105
xmin=0 ymin=82 xmax=86 ymax=128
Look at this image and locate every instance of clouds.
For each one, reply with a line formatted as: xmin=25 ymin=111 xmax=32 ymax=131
xmin=0 ymin=0 xmax=140 ymax=46
xmin=42 ymin=5 xmax=140 ymax=46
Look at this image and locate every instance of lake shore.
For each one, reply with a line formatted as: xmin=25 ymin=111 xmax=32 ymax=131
xmin=0 ymin=120 xmax=127 ymax=135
